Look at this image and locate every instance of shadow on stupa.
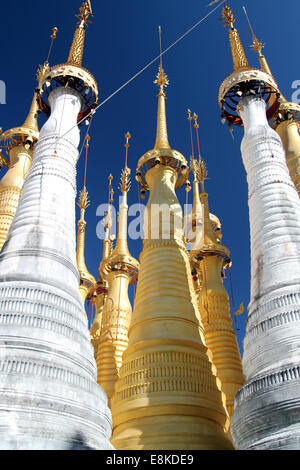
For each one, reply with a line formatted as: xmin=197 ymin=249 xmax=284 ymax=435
xmin=67 ymin=432 xmax=94 ymax=450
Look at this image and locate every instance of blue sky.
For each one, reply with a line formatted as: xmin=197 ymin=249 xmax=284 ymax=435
xmin=0 ymin=0 xmax=299 ymax=354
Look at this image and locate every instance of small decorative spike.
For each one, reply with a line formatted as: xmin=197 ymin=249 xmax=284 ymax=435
xmin=67 ymin=1 xmax=93 ymax=67
xmin=77 ymin=186 xmax=90 ymax=211
xmin=242 ymin=7 xmax=265 ymax=55
xmin=96 ymin=137 xmax=139 ymax=404
xmin=75 ymin=1 xmax=93 ymax=27
xmin=51 ymin=27 xmax=58 ymax=40
xmin=198 ymin=159 xmax=208 ymax=184
xmin=193 ymin=113 xmax=199 ymax=129
xmin=119 ymin=168 xmax=131 ymax=193
xmin=190 ymin=156 xmax=200 ymax=181
xmin=220 ymin=3 xmax=249 ymax=72
xmin=154 ymin=66 xmax=169 ymax=89
xmin=220 ymin=4 xmax=236 ymax=28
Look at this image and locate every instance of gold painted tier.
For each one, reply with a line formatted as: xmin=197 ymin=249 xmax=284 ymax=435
xmin=111 ymin=165 xmax=233 ymax=450
xmin=97 ymin=271 xmax=132 ymax=404
xmin=196 ymin=255 xmax=244 ymax=419
xmin=276 ymin=120 xmax=300 ymax=197
xmin=0 ymin=144 xmax=32 ymax=250
xmin=90 ymin=284 xmax=108 ymax=360
xmin=190 ymin=184 xmax=244 ymax=420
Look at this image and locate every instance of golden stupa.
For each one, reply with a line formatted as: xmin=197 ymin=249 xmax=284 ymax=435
xmin=189 ymin=143 xmax=244 ymax=419
xmin=110 ymin=32 xmax=233 ymax=450
xmin=90 ymin=175 xmax=114 ymax=359
xmin=97 ymin=136 xmax=139 ymax=404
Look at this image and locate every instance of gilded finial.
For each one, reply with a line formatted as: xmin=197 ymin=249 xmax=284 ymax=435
xmin=220 ymin=3 xmax=249 ymax=72
xmin=37 ymin=63 xmax=51 ymax=87
xmin=103 ymin=174 xmax=114 ymax=232
xmin=124 ymin=132 xmax=131 ymax=168
xmin=101 ymin=176 xmax=114 ymax=237
xmin=187 ymin=109 xmax=196 ymax=160
xmin=251 ymin=37 xmax=265 ymax=56
xmin=44 ymin=27 xmax=59 ymax=67
xmin=124 ymin=132 xmax=131 ymax=148
xmin=190 ymin=157 xmax=200 ymax=182
xmin=154 ymin=66 xmax=169 ymax=89
xmin=120 ymin=133 xmax=132 ymax=193
xmin=242 ymin=7 xmax=265 ymax=56
xmin=220 ymin=4 xmax=236 ymax=29
xmin=154 ymin=26 xmax=169 ymax=90
xmin=198 ymin=159 xmax=208 ymax=192
xmin=119 ymin=168 xmax=131 ymax=194
xmin=108 ymin=174 xmax=114 ymax=205
xmin=85 ymin=135 xmax=91 ymax=149
xmin=193 ymin=113 xmax=199 ymax=129
xmin=67 ymin=1 xmax=93 ymax=67
xmin=77 ymin=186 xmax=90 ymax=212
xmin=153 ymin=26 xmax=171 ymax=151
xmin=75 ymin=0 xmax=93 ymax=28
xmin=136 ymin=29 xmax=188 ymax=190
xmin=51 ymin=27 xmax=58 ymax=40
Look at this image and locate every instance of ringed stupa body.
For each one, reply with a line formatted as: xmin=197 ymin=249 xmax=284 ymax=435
xmin=219 ymin=4 xmax=300 ymax=450
xmin=246 ymin=16 xmax=300 ymax=198
xmin=0 ymin=1 xmax=112 ymax=450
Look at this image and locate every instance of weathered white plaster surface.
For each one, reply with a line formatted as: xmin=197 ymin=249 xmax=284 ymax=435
xmin=231 ymin=96 xmax=300 ymax=450
xmin=0 ymin=87 xmax=113 ymax=450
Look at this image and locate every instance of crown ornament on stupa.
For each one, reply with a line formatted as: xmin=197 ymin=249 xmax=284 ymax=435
xmin=37 ymin=1 xmax=98 ymax=121
xmin=218 ymin=2 xmax=279 ymax=126
xmin=243 ymin=6 xmax=300 ymax=125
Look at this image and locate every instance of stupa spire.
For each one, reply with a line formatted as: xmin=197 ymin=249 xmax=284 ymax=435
xmin=90 ymin=174 xmax=114 ymax=360
xmin=187 ymin=111 xmax=202 ymax=240
xmin=21 ymin=92 xmax=40 ymax=135
xmin=96 ymin=136 xmax=139 ymax=404
xmin=112 ymin=133 xmax=132 ymax=259
xmin=154 ymin=27 xmax=171 ymax=150
xmin=76 ymin=183 xmax=96 ymax=306
xmin=67 ymin=0 xmax=93 ymax=67
xmin=242 ymin=7 xmax=272 ymax=77
xmin=220 ymin=4 xmax=250 ymax=72
xmin=197 ymin=160 xmax=217 ymax=248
